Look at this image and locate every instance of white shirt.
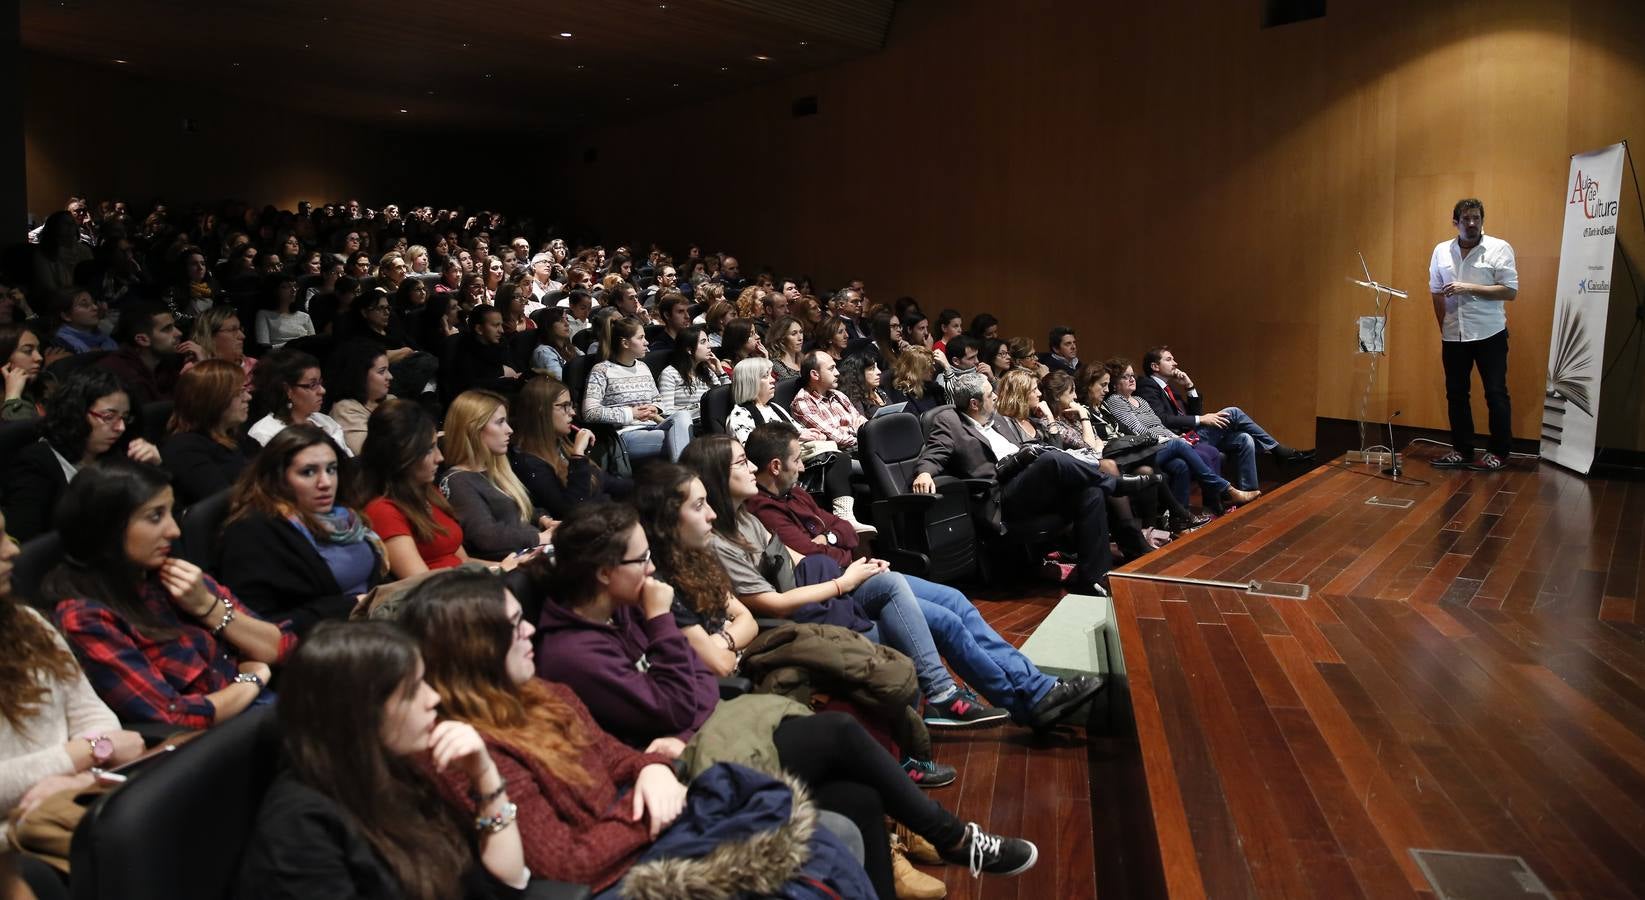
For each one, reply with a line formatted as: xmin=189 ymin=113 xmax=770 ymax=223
xmin=247 ymin=412 xmax=354 ymax=456
xmin=1428 ymin=234 xmax=1518 ymax=342
xmin=972 ymin=414 xmax=1023 ymax=461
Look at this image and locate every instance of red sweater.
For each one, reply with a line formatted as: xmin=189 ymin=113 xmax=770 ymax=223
xmin=745 ymin=483 xmax=859 ymax=567
xmin=435 ymin=680 xmax=674 ymax=891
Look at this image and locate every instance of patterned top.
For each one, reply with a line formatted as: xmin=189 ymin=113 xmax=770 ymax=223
xmin=1103 ymin=394 xmax=1177 ymax=441
xmin=657 ymin=366 xmax=727 ymax=420
xmin=54 ymin=573 xmax=297 ymax=730
xmin=581 ymin=359 xmax=662 ymax=429
xmin=789 ymin=388 xmax=866 ymax=448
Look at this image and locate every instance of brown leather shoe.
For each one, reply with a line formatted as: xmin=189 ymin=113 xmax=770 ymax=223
xmin=1223 ymin=486 xmax=1262 ymax=506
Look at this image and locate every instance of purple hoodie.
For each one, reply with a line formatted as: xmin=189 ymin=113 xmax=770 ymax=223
xmin=534 ymin=600 xmax=719 ymax=746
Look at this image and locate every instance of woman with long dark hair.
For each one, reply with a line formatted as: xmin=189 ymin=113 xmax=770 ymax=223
xmin=656 ymin=325 xmax=725 ymax=424
xmin=218 ymin=425 xmax=384 ymax=637
xmin=528 ymin=307 xmax=578 ymax=381
xmin=236 ymin=621 xmax=528 ymax=899
xmin=582 ymin=317 xmax=691 ymax=464
xmin=509 ymin=378 xmax=630 ymax=521
xmin=836 ymin=353 xmax=886 ymax=419
xmin=324 ymin=340 xmax=394 ymax=457
xmin=47 ymin=459 xmax=293 ymax=728
xmin=0 ymin=322 xmax=46 ymax=421
xmin=161 ymin=358 xmax=253 ymax=506
xmin=532 ymin=502 xmax=1040 ymax=897
xmin=357 ymin=400 xmax=471 ymax=578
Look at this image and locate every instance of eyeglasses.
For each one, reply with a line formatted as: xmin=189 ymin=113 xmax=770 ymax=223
xmin=1120 ymin=374 xmax=1136 ymax=381
xmin=294 ymin=380 xmax=324 ymax=391
xmin=619 ymin=548 xmax=652 ymax=566
xmin=88 ymin=408 xmax=134 ymax=427
xmin=552 ymin=401 xmax=576 ymax=412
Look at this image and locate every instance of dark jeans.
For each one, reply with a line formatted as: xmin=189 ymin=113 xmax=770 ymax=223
xmin=1442 ymin=329 xmax=1512 ymax=457
xmin=1001 ymin=448 xmax=1115 ymax=584
xmin=774 ymin=712 xmax=968 ymax=899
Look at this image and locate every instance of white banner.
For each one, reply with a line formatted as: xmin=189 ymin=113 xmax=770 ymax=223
xmin=1541 ymin=141 xmax=1626 ymax=474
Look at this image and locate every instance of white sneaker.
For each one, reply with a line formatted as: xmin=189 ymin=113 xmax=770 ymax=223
xmin=841 ymin=511 xmax=878 ymax=537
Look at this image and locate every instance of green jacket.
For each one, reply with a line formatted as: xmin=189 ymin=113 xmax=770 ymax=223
xmin=679 ymin=693 xmax=812 ymax=780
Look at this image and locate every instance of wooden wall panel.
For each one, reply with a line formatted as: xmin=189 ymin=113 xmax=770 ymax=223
xmin=554 ymin=0 xmax=1645 ymax=448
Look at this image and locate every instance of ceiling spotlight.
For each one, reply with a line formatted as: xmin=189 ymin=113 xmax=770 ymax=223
xmin=720 ymin=66 xmax=729 ymax=71
xmin=799 ymin=41 xmax=808 ymax=46
xmin=426 ymin=89 xmax=435 ymax=95
xmin=113 ymin=58 xmax=128 ymax=64
xmin=559 ymin=32 xmax=573 ymax=38
xmin=753 ymin=54 xmax=770 ymax=61
xmin=231 ymin=62 xmax=241 ymax=67
xmin=671 ymin=82 xmax=679 ymax=87
xmin=398 ymin=108 xmax=408 ymax=114
xmin=575 ymin=64 xmax=585 ymax=70
xmin=484 ymin=73 xmax=493 ymax=78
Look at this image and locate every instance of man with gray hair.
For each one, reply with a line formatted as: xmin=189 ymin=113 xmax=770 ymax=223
xmin=912 ymin=372 xmax=1161 ymax=595
xmin=527 ymin=251 xmax=560 ymax=306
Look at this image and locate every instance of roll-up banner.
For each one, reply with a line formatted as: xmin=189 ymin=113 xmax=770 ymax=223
xmin=1541 ymin=141 xmax=1626 ymax=475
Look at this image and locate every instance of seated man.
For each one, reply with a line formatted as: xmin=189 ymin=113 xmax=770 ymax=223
xmin=937 ymin=334 xmax=991 ymax=395
xmin=1133 ymin=345 xmax=1314 ymax=492
xmin=788 ymin=350 xmax=867 ymax=451
xmin=912 ymin=372 xmax=1159 ymax=596
xmin=745 ymin=422 xmax=1104 ymax=731
xmin=1038 ymin=326 xmax=1080 ymax=376
xmin=646 ymin=292 xmax=692 ymax=353
xmin=97 ymin=300 xmax=195 ymax=405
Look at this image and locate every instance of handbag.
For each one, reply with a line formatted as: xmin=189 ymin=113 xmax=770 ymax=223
xmin=1101 ymin=433 xmax=1161 ymax=468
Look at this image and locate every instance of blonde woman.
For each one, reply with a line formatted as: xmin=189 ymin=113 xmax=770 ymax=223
xmin=439 ymin=390 xmax=556 ymax=560
xmin=888 ymin=345 xmax=943 ymax=415
xmin=188 ymin=305 xmax=257 ymax=378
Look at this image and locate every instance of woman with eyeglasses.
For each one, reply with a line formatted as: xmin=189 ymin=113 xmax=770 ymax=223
xmin=247 ymin=347 xmax=351 ymax=455
xmin=218 ymin=425 xmax=384 ymax=638
xmin=48 ymin=458 xmax=294 ymax=729
xmin=509 ymin=378 xmax=630 ymax=521
xmin=161 ymin=359 xmax=254 ymax=508
xmin=2 ymin=367 xmax=162 ymax=542
xmin=186 ymin=306 xmax=257 ymax=379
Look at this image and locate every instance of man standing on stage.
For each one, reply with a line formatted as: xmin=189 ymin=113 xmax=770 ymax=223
xmin=1428 ymin=198 xmax=1519 ymax=471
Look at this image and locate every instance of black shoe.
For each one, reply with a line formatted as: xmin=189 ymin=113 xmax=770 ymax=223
xmin=1272 ymin=444 xmax=1316 ymax=463
xmin=1114 ymin=473 xmax=1165 ymax=496
xmin=1029 ymin=675 xmax=1106 ymax=729
xmin=902 ymin=756 xmax=958 ymax=788
xmin=1431 ymin=450 xmax=1472 ymax=468
xmin=1169 ymin=512 xmax=1213 ymax=534
xmin=942 ymin=822 xmax=1039 ymax=877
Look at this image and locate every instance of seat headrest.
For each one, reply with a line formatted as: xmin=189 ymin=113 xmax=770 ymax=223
xmin=864 ymin=412 xmax=924 ymax=462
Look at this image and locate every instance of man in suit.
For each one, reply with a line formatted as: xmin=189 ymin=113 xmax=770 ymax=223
xmin=1039 ymin=326 xmax=1080 ymax=376
xmin=911 ymin=372 xmax=1159 ymax=595
xmin=831 ymin=287 xmax=868 ymax=340
xmin=1134 ymin=345 xmax=1313 ymax=492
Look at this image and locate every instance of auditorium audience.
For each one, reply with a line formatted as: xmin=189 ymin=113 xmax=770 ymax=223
xmin=247 ymin=347 xmax=351 ymax=453
xmin=47 ymin=459 xmax=293 ymax=729
xmin=582 ymin=317 xmax=691 ymax=463
xmin=252 ymin=271 xmax=314 ymax=350
xmin=718 ymin=317 xmax=764 ymax=370
xmin=160 ymin=358 xmax=253 ymax=507
xmin=236 ymin=621 xmax=529 ymax=899
xmin=887 ymin=345 xmax=943 ymax=414
xmin=358 ymin=400 xmax=475 ymax=577
xmin=97 ymin=300 xmax=190 ymax=405
xmin=218 ymin=425 xmax=383 ymax=636
xmin=0 ymin=323 xmax=45 ymax=420
xmin=655 ymin=325 xmax=726 ymax=422
xmin=446 ymin=305 xmax=521 ymax=398
xmin=766 ymin=315 xmax=806 ymax=379
xmin=440 ymin=391 xmax=556 ymax=560
xmin=528 ymin=306 xmax=577 ymax=380
xmin=324 ymin=340 xmax=394 ymax=457
xmin=509 ymin=378 xmax=632 ymax=520
xmin=188 ymin=305 xmax=256 ymax=378
xmin=837 ymin=352 xmax=886 ymax=418
xmin=48 ymin=288 xmax=116 ymax=354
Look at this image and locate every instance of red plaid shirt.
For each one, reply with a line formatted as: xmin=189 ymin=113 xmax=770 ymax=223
xmin=54 ymin=573 xmax=297 ymax=730
xmin=789 ymin=388 xmax=866 ymax=448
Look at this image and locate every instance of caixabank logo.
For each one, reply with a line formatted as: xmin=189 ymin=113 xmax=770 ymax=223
xmin=1570 ymin=168 xmax=1619 ymax=238
xmin=1577 ymin=278 xmax=1610 ymax=295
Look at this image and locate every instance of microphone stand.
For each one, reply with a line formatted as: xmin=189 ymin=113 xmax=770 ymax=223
xmin=1348 ymin=252 xmax=1408 ymax=471
xmin=1383 ymin=410 xmax=1403 ymax=476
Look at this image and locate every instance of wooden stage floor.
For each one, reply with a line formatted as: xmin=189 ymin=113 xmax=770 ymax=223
xmin=1108 ymin=448 xmax=1645 ymax=899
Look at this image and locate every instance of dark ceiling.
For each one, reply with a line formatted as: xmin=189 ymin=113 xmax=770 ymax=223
xmin=22 ymin=0 xmax=897 ymax=129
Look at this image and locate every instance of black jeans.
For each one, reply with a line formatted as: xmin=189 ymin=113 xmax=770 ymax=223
xmin=774 ymin=712 xmax=967 ymax=899
xmin=1441 ymin=329 xmax=1512 ymax=456
xmin=1002 ymin=448 xmax=1116 ymax=584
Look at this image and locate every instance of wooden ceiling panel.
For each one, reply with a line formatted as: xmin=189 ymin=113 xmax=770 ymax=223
xmin=21 ymin=0 xmax=894 ymax=128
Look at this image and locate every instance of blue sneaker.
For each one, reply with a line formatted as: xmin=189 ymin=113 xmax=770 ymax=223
xmin=902 ymin=756 xmax=957 ymax=788
xmin=924 ymin=689 xmax=1009 ymax=729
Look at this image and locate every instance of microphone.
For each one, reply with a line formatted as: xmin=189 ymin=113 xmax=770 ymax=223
xmin=1383 ymin=410 xmax=1402 ymax=476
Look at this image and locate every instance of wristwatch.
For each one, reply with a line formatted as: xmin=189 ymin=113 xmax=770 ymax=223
xmin=234 ymin=672 xmax=264 ymax=689
xmin=85 ymin=734 xmax=113 ymax=766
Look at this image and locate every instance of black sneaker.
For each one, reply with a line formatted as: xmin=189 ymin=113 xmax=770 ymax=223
xmin=1431 ymin=450 xmax=1472 ymax=468
xmin=1028 ymin=675 xmax=1106 ymax=730
xmin=923 ymin=689 xmax=1010 ymax=729
xmin=1469 ymin=452 xmax=1506 ymax=471
xmin=1169 ymin=512 xmax=1213 ymax=535
xmin=942 ymin=822 xmax=1038 ymax=877
xmin=902 ymin=756 xmax=957 ymax=788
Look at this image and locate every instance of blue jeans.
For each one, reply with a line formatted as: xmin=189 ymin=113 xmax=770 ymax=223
xmin=902 ymin=575 xmax=1056 ymax=722
xmin=1192 ymin=406 xmax=1276 ymax=490
xmin=1155 ymin=437 xmax=1230 ymax=509
xmin=618 ymin=411 xmax=693 ymax=462
xmin=852 ymin=571 xmax=957 ymax=702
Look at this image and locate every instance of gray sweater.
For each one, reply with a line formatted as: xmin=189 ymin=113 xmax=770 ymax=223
xmin=439 ymin=469 xmax=542 ymax=560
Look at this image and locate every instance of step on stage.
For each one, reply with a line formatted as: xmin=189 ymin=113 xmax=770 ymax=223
xmin=1106 ymin=448 xmax=1645 ymax=899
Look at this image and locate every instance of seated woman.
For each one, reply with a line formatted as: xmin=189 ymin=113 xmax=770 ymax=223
xmin=0 ymin=510 xmax=146 ymax=820
xmin=340 ymin=289 xmax=437 ymax=400
xmin=886 ymin=345 xmax=944 ymax=414
xmin=218 ymin=425 xmax=384 ymax=637
xmin=236 ymin=621 xmax=529 ymax=900
xmin=0 ymin=322 xmax=46 ymax=421
xmin=1046 ymin=369 xmax=1210 ymax=536
xmin=509 ymin=378 xmax=631 ymax=522
xmin=161 ymin=359 xmax=253 ymax=508
xmin=765 ymin=316 xmax=806 ymax=379
xmin=2 ymin=367 xmax=162 ymax=543
xmin=47 ymin=459 xmax=292 ymax=729
xmin=252 ymin=271 xmax=315 ymax=350
xmin=717 ymin=317 xmax=764 ymax=374
xmin=528 ymin=306 xmax=578 ymax=381
xmin=1099 ymin=359 xmax=1259 ymax=516
xmin=581 ymin=317 xmax=691 ymax=464
xmin=47 ymin=288 xmax=116 ymax=354
xmin=186 ymin=306 xmax=257 ymax=379
xmin=837 ymin=353 xmax=886 ymax=418
xmin=811 ymin=317 xmax=849 ymax=361
xmin=247 ymin=347 xmax=351 ymax=454
xmin=656 ymin=325 xmax=726 ymax=424
xmin=529 ymin=503 xmax=1039 ymax=896
xmin=441 ymin=391 xmax=556 ymax=561
xmin=324 ymin=340 xmax=394 ymax=457
xmin=359 ymin=400 xmax=477 ymax=578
